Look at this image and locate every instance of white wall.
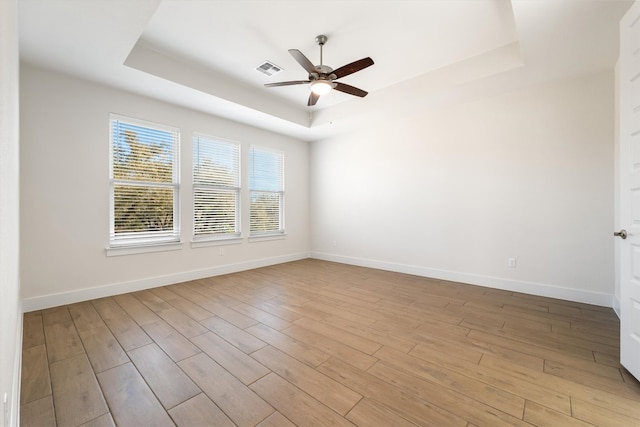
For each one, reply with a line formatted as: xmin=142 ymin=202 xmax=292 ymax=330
xmin=19 ymin=63 xmax=615 ymax=311
xmin=0 ymin=0 xmax=22 ymax=425
xmin=20 ymin=65 xmax=309 ymax=310
xmin=311 ymin=71 xmax=615 ymax=306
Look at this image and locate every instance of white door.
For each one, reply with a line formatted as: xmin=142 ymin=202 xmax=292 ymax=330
xmin=618 ymin=0 xmax=640 ymax=382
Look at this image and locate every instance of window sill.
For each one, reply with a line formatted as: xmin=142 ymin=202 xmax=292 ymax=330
xmin=249 ymin=233 xmax=287 ymax=243
xmin=105 ymin=241 xmax=183 ymax=257
xmin=191 ymin=236 xmax=244 ymax=249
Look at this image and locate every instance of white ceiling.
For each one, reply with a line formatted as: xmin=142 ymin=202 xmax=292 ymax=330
xmin=18 ymin=0 xmax=633 ymax=142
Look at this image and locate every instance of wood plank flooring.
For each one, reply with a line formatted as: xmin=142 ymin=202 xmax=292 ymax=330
xmin=20 ymin=259 xmax=640 ymax=426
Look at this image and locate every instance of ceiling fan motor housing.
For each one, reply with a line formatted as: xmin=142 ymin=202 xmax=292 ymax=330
xmin=312 ymin=65 xmax=337 ymax=85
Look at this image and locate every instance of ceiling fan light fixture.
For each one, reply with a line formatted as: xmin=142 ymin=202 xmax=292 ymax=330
xmin=310 ymin=80 xmax=333 ymax=95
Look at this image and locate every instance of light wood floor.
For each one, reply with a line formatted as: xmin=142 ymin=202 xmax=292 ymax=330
xmin=20 ymin=259 xmax=640 ymax=426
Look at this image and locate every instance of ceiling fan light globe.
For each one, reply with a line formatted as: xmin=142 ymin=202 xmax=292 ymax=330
xmin=310 ymin=80 xmax=332 ymax=95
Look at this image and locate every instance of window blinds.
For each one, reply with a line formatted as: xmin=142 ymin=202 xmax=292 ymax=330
xmin=110 ymin=115 xmax=180 ymax=245
xmin=193 ymin=135 xmax=240 ymax=238
xmin=249 ymin=146 xmax=284 ymax=235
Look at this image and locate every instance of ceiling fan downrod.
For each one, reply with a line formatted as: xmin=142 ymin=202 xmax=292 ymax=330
xmin=315 ymin=35 xmax=327 ymax=66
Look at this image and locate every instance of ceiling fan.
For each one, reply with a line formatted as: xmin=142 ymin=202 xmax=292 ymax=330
xmin=265 ymin=35 xmax=374 ymax=106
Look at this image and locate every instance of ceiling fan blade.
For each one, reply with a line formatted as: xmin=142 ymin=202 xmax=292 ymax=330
xmin=289 ymin=49 xmax=317 ymax=74
xmin=264 ymin=80 xmax=310 ymax=87
xmin=332 ymin=57 xmax=374 ymax=79
xmin=334 ymin=82 xmax=368 ymax=98
xmin=308 ymin=92 xmax=320 ymax=106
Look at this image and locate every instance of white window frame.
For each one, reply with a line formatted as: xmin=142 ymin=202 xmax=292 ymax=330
xmin=108 ymin=114 xmax=180 ymax=253
xmin=249 ymin=145 xmax=285 ymax=238
xmin=192 ymin=133 xmax=241 ymax=244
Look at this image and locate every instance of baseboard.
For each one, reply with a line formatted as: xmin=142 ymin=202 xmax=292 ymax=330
xmin=613 ymin=294 xmax=621 ymax=318
xmin=8 ymin=312 xmax=22 ymax=427
xmin=311 ymin=252 xmax=613 ymax=308
xmin=23 ymin=250 xmax=614 ymax=312
xmin=22 ymin=252 xmax=310 ymax=312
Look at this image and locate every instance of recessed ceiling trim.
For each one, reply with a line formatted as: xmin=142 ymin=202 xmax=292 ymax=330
xmin=124 ymin=43 xmax=309 ymax=128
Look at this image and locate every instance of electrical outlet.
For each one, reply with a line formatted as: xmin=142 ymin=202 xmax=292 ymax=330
xmin=219 ymin=248 xmax=224 ymax=256
xmin=508 ymin=257 xmax=517 ymax=268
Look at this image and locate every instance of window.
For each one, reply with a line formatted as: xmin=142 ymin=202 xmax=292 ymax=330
xmin=109 ymin=115 xmax=180 ymax=247
xmin=193 ymin=134 xmax=241 ymax=240
xmin=249 ymin=146 xmax=284 ymax=236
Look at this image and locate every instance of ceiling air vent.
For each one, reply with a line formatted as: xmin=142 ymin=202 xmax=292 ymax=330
xmin=256 ymin=61 xmax=282 ymax=76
